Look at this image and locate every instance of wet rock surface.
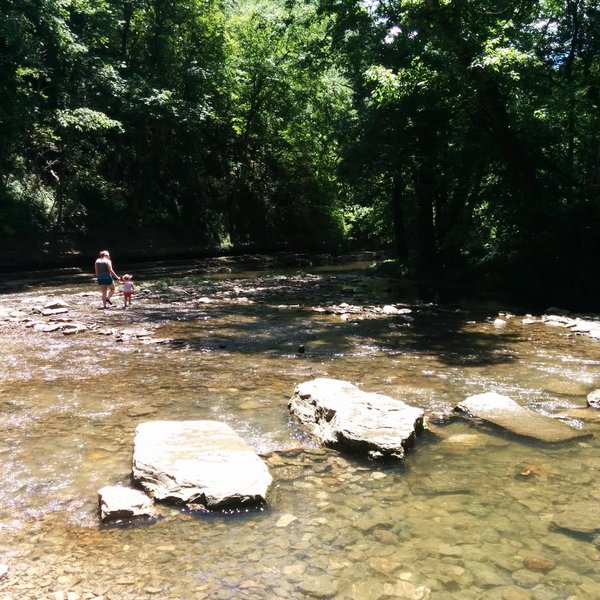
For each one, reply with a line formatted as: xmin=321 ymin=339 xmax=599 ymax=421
xmin=98 ymin=486 xmax=156 ymax=523
xmin=551 ymin=502 xmax=600 ymax=536
xmin=289 ymin=378 xmax=424 ymax=460
xmin=588 ymin=389 xmax=600 ymax=409
xmin=455 ymin=391 xmax=591 ymax=443
xmin=133 ymin=420 xmax=273 ymax=509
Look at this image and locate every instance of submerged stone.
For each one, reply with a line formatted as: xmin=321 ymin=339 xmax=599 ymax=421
xmin=522 ymin=556 xmax=555 ymax=573
xmin=289 ymin=378 xmax=424 ymax=460
xmin=132 ymin=420 xmax=272 ymax=509
xmin=551 ymin=502 xmax=600 ymax=536
xmin=455 ymin=392 xmax=590 ymax=443
xmin=556 ymin=407 xmax=600 ymax=423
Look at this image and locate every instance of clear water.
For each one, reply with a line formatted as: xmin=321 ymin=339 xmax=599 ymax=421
xmin=1 ymin=255 xmax=599 ymax=599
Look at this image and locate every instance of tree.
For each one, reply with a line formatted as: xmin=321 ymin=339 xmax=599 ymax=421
xmin=326 ymin=0 xmax=600 ymax=304
xmin=223 ymin=0 xmax=352 ymax=247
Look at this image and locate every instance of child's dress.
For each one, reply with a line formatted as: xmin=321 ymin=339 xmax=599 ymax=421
xmin=123 ymin=281 xmax=134 ymax=301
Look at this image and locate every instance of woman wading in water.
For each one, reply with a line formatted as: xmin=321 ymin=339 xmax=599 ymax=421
xmin=94 ymin=250 xmax=121 ymax=308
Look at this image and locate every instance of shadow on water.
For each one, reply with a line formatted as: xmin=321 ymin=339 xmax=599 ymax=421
xmin=159 ymin=310 xmax=521 ymax=368
xmin=135 ymin=275 xmax=521 ymax=369
xmin=0 ymin=251 xmax=384 ymax=294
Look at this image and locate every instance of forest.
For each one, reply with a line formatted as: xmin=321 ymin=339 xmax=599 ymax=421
xmin=1 ymin=0 xmax=599 ymax=308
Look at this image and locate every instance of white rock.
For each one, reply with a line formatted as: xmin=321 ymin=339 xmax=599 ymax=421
xmin=98 ymin=486 xmax=155 ymax=522
xmin=133 ymin=420 xmax=272 ymax=509
xmin=289 ymin=378 xmax=424 ymax=460
xmin=62 ymin=323 xmax=88 ymax=335
xmin=40 ymin=324 xmax=64 ymax=332
xmin=382 ymin=305 xmax=400 ymax=314
xmin=44 ymin=300 xmax=69 ymax=310
xmin=456 ymin=392 xmax=589 ymax=443
xmin=41 ymin=307 xmax=69 ymax=316
xmin=587 ymin=389 xmax=600 ymax=409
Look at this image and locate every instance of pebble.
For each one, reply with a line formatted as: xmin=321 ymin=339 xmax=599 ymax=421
xmin=522 ymin=557 xmax=556 ymax=573
xmin=275 ymin=514 xmax=297 ymax=528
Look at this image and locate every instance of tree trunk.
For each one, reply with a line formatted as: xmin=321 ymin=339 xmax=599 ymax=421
xmin=391 ymin=172 xmax=408 ymax=261
xmin=412 ymin=156 xmax=437 ymax=274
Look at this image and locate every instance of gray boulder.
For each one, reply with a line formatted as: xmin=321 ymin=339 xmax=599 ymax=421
xmin=455 ymin=392 xmax=590 ymax=443
xmin=289 ymin=378 xmax=424 ymax=460
xmin=98 ymin=485 xmax=156 ymax=523
xmin=132 ymin=420 xmax=272 ymax=509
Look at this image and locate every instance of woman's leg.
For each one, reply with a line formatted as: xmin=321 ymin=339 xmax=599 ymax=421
xmin=101 ymin=285 xmax=108 ymax=307
xmin=107 ymin=283 xmax=115 ymax=303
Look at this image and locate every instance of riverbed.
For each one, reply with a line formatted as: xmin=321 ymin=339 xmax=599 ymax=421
xmin=0 ymin=254 xmax=599 ymax=599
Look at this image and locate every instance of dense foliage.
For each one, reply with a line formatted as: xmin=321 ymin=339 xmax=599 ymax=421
xmin=1 ymin=0 xmax=599 ymax=306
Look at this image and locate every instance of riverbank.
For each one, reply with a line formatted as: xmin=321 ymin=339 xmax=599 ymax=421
xmin=0 ymin=229 xmax=230 ymax=272
xmin=0 ymin=227 xmax=374 ymax=273
xmin=2 ymin=232 xmax=598 ymax=314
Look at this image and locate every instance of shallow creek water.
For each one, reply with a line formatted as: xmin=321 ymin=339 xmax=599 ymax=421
xmin=1 ymin=255 xmax=600 ymax=600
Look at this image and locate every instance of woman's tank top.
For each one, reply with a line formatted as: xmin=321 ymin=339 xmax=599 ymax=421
xmin=96 ymin=259 xmax=110 ymax=278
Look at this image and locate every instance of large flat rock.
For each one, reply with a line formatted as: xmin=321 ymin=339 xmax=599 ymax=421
xmin=132 ymin=420 xmax=272 ymax=509
xmin=289 ymin=378 xmax=424 ymax=460
xmin=455 ymin=392 xmax=590 ymax=443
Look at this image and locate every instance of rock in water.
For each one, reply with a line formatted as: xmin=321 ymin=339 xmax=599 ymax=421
xmin=98 ymin=486 xmax=156 ymax=523
xmin=132 ymin=420 xmax=272 ymax=509
xmin=551 ymin=502 xmax=600 ymax=536
xmin=455 ymin=392 xmax=590 ymax=443
xmin=587 ymin=389 xmax=600 ymax=409
xmin=289 ymin=378 xmax=424 ymax=460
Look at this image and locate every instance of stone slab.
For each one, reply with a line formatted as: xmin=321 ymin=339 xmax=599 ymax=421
xmin=132 ymin=420 xmax=272 ymax=509
xmin=456 ymin=392 xmax=590 ymax=443
xmin=98 ymin=485 xmax=156 ymax=522
xmin=551 ymin=502 xmax=600 ymax=535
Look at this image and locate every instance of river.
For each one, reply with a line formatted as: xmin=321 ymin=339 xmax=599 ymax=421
xmin=0 ymin=253 xmax=599 ymax=599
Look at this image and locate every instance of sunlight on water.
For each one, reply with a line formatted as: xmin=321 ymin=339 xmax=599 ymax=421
xmin=0 ymin=257 xmax=599 ymax=599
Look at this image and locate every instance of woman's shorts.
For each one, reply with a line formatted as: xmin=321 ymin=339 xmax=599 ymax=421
xmin=97 ymin=277 xmax=114 ymax=285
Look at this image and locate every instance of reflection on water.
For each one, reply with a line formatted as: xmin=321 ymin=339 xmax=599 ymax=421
xmin=1 ymin=255 xmax=599 ymax=599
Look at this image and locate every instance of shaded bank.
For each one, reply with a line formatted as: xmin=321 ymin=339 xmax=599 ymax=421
xmin=0 ymin=229 xmax=246 ymax=272
xmin=2 ymin=230 xmax=598 ymax=313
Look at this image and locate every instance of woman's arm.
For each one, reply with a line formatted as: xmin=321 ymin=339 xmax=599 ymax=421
xmin=107 ymin=260 xmax=120 ymax=280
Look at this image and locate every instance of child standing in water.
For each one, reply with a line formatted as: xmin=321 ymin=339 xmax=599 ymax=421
xmin=122 ymin=274 xmax=135 ymax=307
